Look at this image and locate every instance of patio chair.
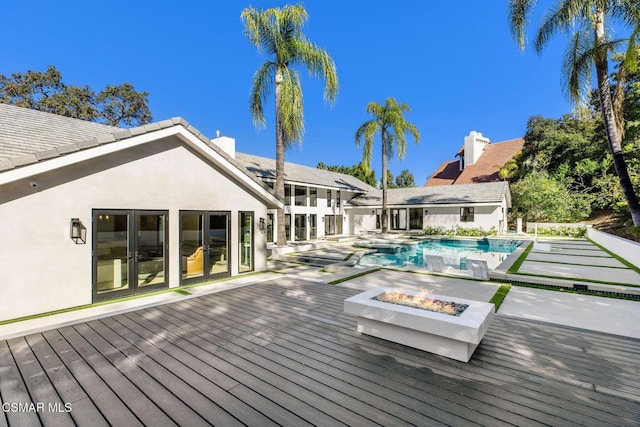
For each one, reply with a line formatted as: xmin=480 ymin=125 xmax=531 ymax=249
xmin=424 ymin=254 xmax=445 ymax=273
xmin=466 ymin=258 xmax=490 ymax=280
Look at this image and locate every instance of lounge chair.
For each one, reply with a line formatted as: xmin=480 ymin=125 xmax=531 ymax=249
xmin=424 ymin=254 xmax=445 ymax=273
xmin=466 ymin=258 xmax=490 ymax=280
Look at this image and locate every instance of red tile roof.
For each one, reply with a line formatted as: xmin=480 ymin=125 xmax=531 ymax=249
xmin=425 ymin=138 xmax=524 ymax=186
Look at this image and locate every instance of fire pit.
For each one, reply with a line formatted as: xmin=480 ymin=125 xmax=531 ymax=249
xmin=344 ymin=287 xmax=495 ymax=362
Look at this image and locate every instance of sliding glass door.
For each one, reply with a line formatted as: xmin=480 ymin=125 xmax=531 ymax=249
xmin=180 ymin=211 xmax=230 ymax=285
xmin=93 ymin=210 xmax=167 ymax=301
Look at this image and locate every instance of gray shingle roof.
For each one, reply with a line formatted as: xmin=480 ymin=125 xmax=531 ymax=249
xmin=347 ymin=181 xmax=509 ymax=206
xmin=235 ymin=152 xmax=377 ymax=193
xmin=0 ymin=103 xmax=222 ymax=174
xmin=0 ymin=103 xmax=122 ymax=161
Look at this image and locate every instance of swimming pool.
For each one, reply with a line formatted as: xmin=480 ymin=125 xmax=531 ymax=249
xmin=357 ymin=238 xmax=524 ymax=270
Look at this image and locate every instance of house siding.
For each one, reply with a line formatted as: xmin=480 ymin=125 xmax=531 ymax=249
xmin=0 ymin=136 xmax=268 ymax=322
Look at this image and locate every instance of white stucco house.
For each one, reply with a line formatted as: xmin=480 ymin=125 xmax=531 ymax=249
xmin=0 ymin=104 xmax=512 ymax=321
xmin=0 ymin=104 xmax=281 ymax=322
xmin=345 ymin=182 xmax=511 ymax=234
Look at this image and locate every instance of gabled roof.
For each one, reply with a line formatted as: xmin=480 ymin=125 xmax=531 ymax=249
xmin=0 ymin=104 xmax=282 ymax=208
xmin=425 ymin=138 xmax=524 ymax=186
xmin=235 ymin=152 xmax=377 ymax=193
xmin=347 ymin=181 xmax=510 ymax=207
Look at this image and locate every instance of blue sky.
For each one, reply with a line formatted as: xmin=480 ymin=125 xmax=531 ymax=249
xmin=2 ymin=1 xmax=575 ymax=185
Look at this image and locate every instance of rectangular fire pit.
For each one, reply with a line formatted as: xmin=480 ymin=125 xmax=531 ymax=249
xmin=344 ymin=287 xmax=495 ymax=362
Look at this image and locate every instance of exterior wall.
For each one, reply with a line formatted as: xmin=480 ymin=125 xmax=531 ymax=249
xmin=348 ymin=203 xmax=506 ymax=234
xmin=425 ymin=205 xmax=502 ymax=231
xmin=0 ymin=136 xmax=268 ymax=322
xmin=587 ymin=228 xmax=640 ymax=267
xmin=349 ymin=208 xmax=378 ymax=234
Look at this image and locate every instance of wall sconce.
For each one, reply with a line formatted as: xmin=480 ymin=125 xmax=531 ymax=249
xmin=70 ymin=218 xmax=86 ymax=244
xmin=343 ymin=216 xmax=347 ymax=221
xmin=259 ymin=217 xmax=266 ymax=233
xmin=371 ymin=210 xmax=375 ymax=215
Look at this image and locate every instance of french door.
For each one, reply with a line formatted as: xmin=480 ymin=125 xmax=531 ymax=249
xmin=180 ymin=211 xmax=230 ymax=285
xmin=93 ymin=210 xmax=168 ymax=301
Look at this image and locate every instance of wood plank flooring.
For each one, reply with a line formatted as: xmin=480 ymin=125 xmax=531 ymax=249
xmin=1 ymin=278 xmax=639 ymax=426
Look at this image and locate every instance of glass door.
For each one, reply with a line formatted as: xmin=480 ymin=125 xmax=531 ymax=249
xmin=136 ymin=212 xmax=167 ymax=289
xmin=294 ymin=214 xmax=306 ymax=241
xmin=309 ymin=214 xmax=317 ymax=240
xmin=208 ymin=213 xmax=229 ymax=277
xmin=180 ymin=211 xmax=230 ymax=285
xmin=95 ymin=212 xmax=130 ymax=298
xmin=94 ymin=210 xmax=168 ymax=301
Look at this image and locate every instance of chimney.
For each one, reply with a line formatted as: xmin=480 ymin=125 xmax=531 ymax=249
xmin=211 ymin=133 xmax=236 ymax=158
xmin=462 ymin=131 xmax=490 ymax=168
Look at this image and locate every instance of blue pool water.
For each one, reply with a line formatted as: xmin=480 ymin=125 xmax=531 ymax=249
xmin=357 ymin=238 xmax=523 ymax=270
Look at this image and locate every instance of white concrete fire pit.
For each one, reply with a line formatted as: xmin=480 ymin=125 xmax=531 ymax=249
xmin=344 ymin=287 xmax=495 ymax=362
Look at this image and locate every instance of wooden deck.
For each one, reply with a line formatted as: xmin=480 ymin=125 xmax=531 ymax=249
xmin=1 ymin=278 xmax=639 ymax=426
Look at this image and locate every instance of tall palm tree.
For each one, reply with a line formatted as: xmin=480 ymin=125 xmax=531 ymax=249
xmin=355 ymin=98 xmax=420 ymax=233
xmin=242 ymin=4 xmax=338 ymax=246
xmin=509 ymin=0 xmax=640 ymax=226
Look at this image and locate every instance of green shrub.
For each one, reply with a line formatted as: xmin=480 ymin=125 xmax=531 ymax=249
xmin=422 ymin=225 xmax=497 ymax=237
xmin=423 ymin=225 xmax=445 ymax=235
xmin=535 ymin=225 xmax=587 ymax=238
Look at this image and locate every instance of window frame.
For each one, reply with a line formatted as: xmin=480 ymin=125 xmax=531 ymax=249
xmin=460 ymin=207 xmax=475 ymax=222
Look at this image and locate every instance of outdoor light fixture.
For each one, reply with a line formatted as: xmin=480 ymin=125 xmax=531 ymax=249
xmin=259 ymin=217 xmax=266 ymax=233
xmin=70 ymin=218 xmax=86 ymax=244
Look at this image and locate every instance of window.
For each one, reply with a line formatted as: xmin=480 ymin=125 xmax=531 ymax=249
xmin=178 ymin=211 xmax=230 ymax=286
xmin=390 ymin=209 xmax=407 ymax=230
xmin=409 ymin=208 xmax=423 ymax=230
xmin=295 ymin=214 xmax=306 ymax=241
xmin=309 ymin=214 xmax=317 ymax=239
xmin=266 ymin=213 xmax=274 ymax=243
xmin=285 ymin=184 xmax=291 ymax=205
xmin=336 ymin=190 xmax=341 ymax=208
xmin=310 ymin=187 xmax=317 ymax=207
xmin=327 ymin=189 xmax=332 ymax=207
xmin=285 ymin=214 xmax=291 ymax=240
xmin=295 ymin=186 xmax=307 ymax=206
xmin=461 ymin=207 xmax=474 ymax=222
xmin=239 ymin=212 xmax=254 ymax=272
xmin=324 ymin=215 xmax=343 ymax=235
xmin=375 ymin=209 xmax=382 ymax=229
xmin=265 ymin=180 xmax=275 ymax=190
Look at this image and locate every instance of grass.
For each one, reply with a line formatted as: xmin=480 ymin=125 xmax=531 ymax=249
xmin=328 ymin=267 xmax=382 ymax=285
xmin=489 ymin=284 xmax=511 ymax=310
xmin=0 ymin=270 xmax=270 ymax=326
xmin=507 ymin=241 xmax=534 ymax=274
xmin=588 ymin=238 xmax=640 ymax=275
xmin=505 ymin=279 xmax=640 ymax=301
xmin=343 ymin=251 xmax=357 ymax=261
xmin=510 ymin=271 xmax=640 ymax=288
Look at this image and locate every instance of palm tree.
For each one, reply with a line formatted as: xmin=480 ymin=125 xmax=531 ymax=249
xmin=355 ymin=98 xmax=420 ymax=233
xmin=242 ymin=4 xmax=338 ymax=246
xmin=509 ymin=0 xmax=640 ymax=226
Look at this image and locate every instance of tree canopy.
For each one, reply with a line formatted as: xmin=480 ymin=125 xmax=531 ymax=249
xmin=510 ymin=54 xmax=640 ymax=224
xmin=0 ymin=66 xmax=152 ymax=127
xmin=508 ymin=0 xmax=640 ymax=225
xmin=355 ymin=97 xmax=420 ymax=232
xmin=316 ymin=162 xmax=377 ymax=187
xmin=394 ymin=169 xmax=415 ymax=188
xmin=242 ymin=3 xmax=338 ymax=246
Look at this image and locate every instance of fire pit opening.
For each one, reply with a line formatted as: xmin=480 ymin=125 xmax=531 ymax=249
xmin=373 ymin=291 xmax=469 ymax=316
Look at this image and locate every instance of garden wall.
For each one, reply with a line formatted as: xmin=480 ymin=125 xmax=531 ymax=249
xmin=587 ymin=228 xmax=640 ymax=267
